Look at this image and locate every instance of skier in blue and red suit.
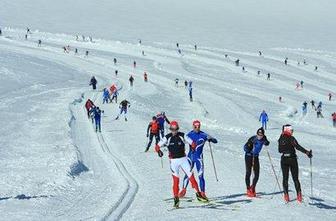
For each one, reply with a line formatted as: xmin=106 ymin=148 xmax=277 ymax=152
xmin=179 ymin=120 xmax=217 ymax=201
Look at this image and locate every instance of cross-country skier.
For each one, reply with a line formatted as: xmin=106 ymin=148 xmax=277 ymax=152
xmin=179 ymin=120 xmax=218 ymax=200
xmin=302 ymin=101 xmax=308 ymax=115
xmin=38 ymin=39 xmax=42 ymax=47
xmin=156 ymin=112 xmax=170 ymax=138
xmin=244 ymin=127 xmax=270 ymax=197
xmin=315 ymin=66 xmax=318 ymax=71
xmin=142 ymin=50 xmax=145 ymax=56
xmin=111 ymin=89 xmax=119 ymax=103
xmin=155 ymin=121 xmax=208 ymax=208
xmin=102 ymin=88 xmax=110 ymax=104
xmin=129 ymin=75 xmax=134 ymax=87
xmin=278 ymin=124 xmax=312 ymax=203
xmin=85 ymin=99 xmax=95 ymax=118
xmin=311 ymin=100 xmax=316 ymax=109
xmin=242 ymin=66 xmax=246 ymax=72
xmin=133 ymin=61 xmax=136 ymax=68
xmin=26 ymin=27 xmax=31 ymax=34
xmin=115 ymin=70 xmax=118 ymax=76
xmin=235 ymin=59 xmax=240 ymax=66
xmin=284 ymin=58 xmax=288 ymax=65
xmin=259 ymin=110 xmax=269 ymax=129
xmin=194 ymin=44 xmax=197 ymax=50
xmin=279 ymin=96 xmax=282 ymax=102
xmin=93 ymin=106 xmax=102 ymax=132
xmin=175 ymin=78 xmax=179 ymax=87
xmin=145 ymin=116 xmax=160 ymax=152
xmin=300 ymin=80 xmax=304 ymax=88
xmin=114 ymin=58 xmax=117 ymax=65
xmin=259 ymin=51 xmax=262 ymax=56
xmin=115 ymin=99 xmax=130 ymax=121
xmin=332 ymin=112 xmax=336 ymax=127
xmin=267 ymin=73 xmax=271 ymax=80
xmin=303 ymin=59 xmax=307 ymax=65
xmin=328 ymin=93 xmax=332 ymax=101
xmin=316 ymin=106 xmax=323 ymax=118
xmin=0 ymin=28 xmax=2 ymax=36
xmin=188 ymin=84 xmax=193 ymax=102
xmin=89 ymin=76 xmax=97 ymax=90
xmin=176 ymin=43 xmax=179 ymax=48
xmin=144 ymin=72 xmax=148 ymax=82
xmin=75 ymin=48 xmax=78 ymax=54
xmin=85 ymin=50 xmax=89 ymax=57
xmin=184 ymin=80 xmax=188 ymax=88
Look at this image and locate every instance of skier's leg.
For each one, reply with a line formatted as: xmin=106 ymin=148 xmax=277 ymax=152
xmin=154 ymin=134 xmax=160 ymax=145
xmin=290 ymin=158 xmax=301 ymax=194
xmin=180 ymin=157 xmax=200 ymax=192
xmin=245 ymin=155 xmax=253 ymax=188
xmin=147 ymin=133 xmax=154 ymax=148
xmin=252 ymin=157 xmax=260 ymax=188
xmin=196 ymin=158 xmax=205 ymax=193
xmin=170 ymin=159 xmax=180 ymax=197
xmin=182 ymin=158 xmax=193 ymax=189
xmin=281 ymin=158 xmax=290 ymax=194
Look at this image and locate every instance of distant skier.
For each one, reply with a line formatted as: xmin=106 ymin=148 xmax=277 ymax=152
xmin=26 ymin=27 xmax=31 ymax=34
xmin=242 ymin=66 xmax=245 ymax=72
xmin=175 ymin=78 xmax=179 ymax=87
xmin=278 ymin=124 xmax=312 ymax=203
xmin=317 ymin=101 xmax=322 ymax=109
xmin=129 ymin=75 xmax=134 ymax=87
xmin=114 ymin=58 xmax=117 ymax=65
xmin=25 ymin=34 xmax=28 ymax=40
xmin=302 ymin=101 xmax=308 ymax=115
xmin=314 ymin=66 xmax=318 ymax=71
xmin=102 ymin=88 xmax=110 ymax=104
xmin=259 ymin=110 xmax=269 ymax=130
xmin=38 ymin=39 xmax=42 ymax=47
xmin=257 ymin=70 xmax=261 ymax=75
xmin=133 ymin=61 xmax=136 ymax=68
xmin=194 ymin=44 xmax=197 ymax=50
xmin=176 ymin=43 xmax=179 ymax=48
xmin=89 ymin=36 xmax=93 ymax=42
xmin=89 ymin=76 xmax=97 ymax=90
xmin=85 ymin=99 xmax=95 ymax=118
xmin=156 ymin=112 xmax=170 ymax=138
xmin=235 ymin=59 xmax=240 ymax=66
xmin=75 ymin=48 xmax=78 ymax=54
xmin=144 ymin=72 xmax=148 ymax=82
xmin=284 ymin=58 xmax=288 ymax=65
xmin=225 ymin=54 xmax=228 ymax=58
xmin=111 ymin=89 xmax=119 ymax=103
xmin=139 ymin=39 xmax=142 ymax=45
xmin=316 ymin=106 xmax=323 ymax=118
xmin=142 ymin=50 xmax=145 ymax=56
xmin=115 ymin=99 xmax=130 ymax=121
xmin=188 ymin=81 xmax=193 ymax=101
xmin=303 ymin=59 xmax=307 ymax=65
xmin=178 ymin=49 xmax=182 ymax=55
xmin=244 ymin=127 xmax=270 ymax=197
xmin=267 ymin=73 xmax=271 ymax=80
xmin=258 ymin=51 xmax=262 ymax=56
xmin=180 ymin=120 xmax=218 ymax=201
xmin=279 ymin=96 xmax=282 ymax=102
xmin=155 ymin=121 xmax=208 ymax=208
xmin=328 ymin=93 xmax=332 ymax=101
xmin=85 ymin=50 xmax=89 ymax=57
xmin=184 ymin=80 xmax=188 ymax=88
xmin=93 ymin=106 xmax=102 ymax=132
xmin=115 ymin=70 xmax=118 ymax=76
xmin=145 ymin=116 xmax=160 ymax=152
xmin=300 ymin=80 xmax=304 ymax=88
xmin=332 ymin=112 xmax=336 ymax=127
xmin=0 ymin=28 xmax=2 ymax=36
xmin=310 ymin=100 xmax=316 ymax=109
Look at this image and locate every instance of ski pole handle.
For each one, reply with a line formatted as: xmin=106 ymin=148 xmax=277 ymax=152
xmin=208 ymin=142 xmax=219 ymax=182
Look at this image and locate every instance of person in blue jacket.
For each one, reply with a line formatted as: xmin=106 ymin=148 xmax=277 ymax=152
xmin=244 ymin=127 xmax=270 ymax=197
xmin=259 ymin=110 xmax=269 ymax=130
xmin=179 ymin=120 xmax=218 ymax=201
xmin=93 ymin=106 xmax=102 ymax=132
xmin=156 ymin=112 xmax=170 ymax=138
xmin=102 ymin=88 xmax=110 ymax=104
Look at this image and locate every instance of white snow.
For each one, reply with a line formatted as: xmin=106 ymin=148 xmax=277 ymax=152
xmin=0 ymin=1 xmax=335 ymax=220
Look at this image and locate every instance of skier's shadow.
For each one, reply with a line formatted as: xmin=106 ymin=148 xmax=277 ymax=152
xmin=309 ymin=197 xmax=336 ymax=210
xmin=210 ymin=193 xmax=252 ymax=206
xmin=0 ymin=194 xmax=51 ymax=201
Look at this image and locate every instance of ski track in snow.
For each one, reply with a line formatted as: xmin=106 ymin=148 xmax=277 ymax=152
xmin=0 ymin=28 xmax=336 ymax=221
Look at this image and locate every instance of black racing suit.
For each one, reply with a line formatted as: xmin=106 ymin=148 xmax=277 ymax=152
xmin=278 ymin=134 xmax=308 ymax=194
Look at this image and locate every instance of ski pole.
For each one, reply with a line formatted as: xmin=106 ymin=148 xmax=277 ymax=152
xmin=310 ymin=157 xmax=313 ymax=198
xmin=266 ymin=147 xmax=282 ymax=192
xmin=161 ymin=157 xmax=163 ymax=169
xmin=208 ymin=142 xmax=219 ymax=182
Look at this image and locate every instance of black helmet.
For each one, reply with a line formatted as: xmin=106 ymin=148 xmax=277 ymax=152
xmin=256 ymin=127 xmax=265 ymax=136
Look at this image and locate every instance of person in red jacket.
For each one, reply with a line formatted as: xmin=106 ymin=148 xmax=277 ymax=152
xmin=155 ymin=121 xmax=207 ymax=208
xmin=145 ymin=116 xmax=160 ymax=152
xmin=85 ymin=99 xmax=95 ymax=118
xmin=332 ymin=112 xmax=336 ymax=127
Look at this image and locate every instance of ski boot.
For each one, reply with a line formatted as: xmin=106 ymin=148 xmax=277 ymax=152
xmin=125 ymin=117 xmax=128 ymax=121
xmin=115 ymin=116 xmax=119 ymax=120
xmin=200 ymin=192 xmax=209 ymax=202
xmin=284 ymin=193 xmax=290 ymax=203
xmin=173 ymin=197 xmax=179 ymax=208
xmin=196 ymin=192 xmax=208 ymax=202
xmin=144 ymin=147 xmax=149 ymax=152
xmin=250 ymin=185 xmax=257 ymax=197
xmin=297 ymin=192 xmax=302 ymax=203
xmin=178 ymin=188 xmax=187 ymax=198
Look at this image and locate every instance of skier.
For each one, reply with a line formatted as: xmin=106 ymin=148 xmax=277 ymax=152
xmin=93 ymin=106 xmax=102 ymax=132
xmin=267 ymin=73 xmax=271 ymax=80
xmin=26 ymin=27 xmax=31 ymax=34
xmin=258 ymin=51 xmax=262 ymax=56
xmin=328 ymin=93 xmax=332 ymax=101
xmin=316 ymin=106 xmax=323 ymax=118
xmin=85 ymin=50 xmax=89 ymax=57
xmin=156 ymin=112 xmax=170 ymax=138
xmin=303 ymin=59 xmax=307 ymax=65
xmin=145 ymin=116 xmax=160 ymax=152
xmin=129 ymin=75 xmax=134 ymax=87
xmin=114 ymin=58 xmax=117 ymax=65
xmin=295 ymin=82 xmax=300 ymax=90
xmin=175 ymin=78 xmax=179 ymax=87
xmin=259 ymin=110 xmax=269 ymax=130
xmin=225 ymin=54 xmax=228 ymax=58
xmin=25 ymin=34 xmax=28 ymax=40
xmin=0 ymin=28 xmax=2 ymax=36
xmin=115 ymin=70 xmax=118 ymax=76
xmin=115 ymin=99 xmax=130 ymax=121
xmin=300 ymin=80 xmax=304 ymax=88
xmin=38 ymin=39 xmax=42 ymax=47
xmin=184 ymin=80 xmax=188 ymax=88
xmin=332 ymin=112 xmax=336 ymax=127
xmin=317 ymin=101 xmax=322 ymax=109
xmin=133 ymin=61 xmax=136 ymax=68
xmin=278 ymin=124 xmax=312 ymax=203
xmin=144 ymin=72 xmax=148 ymax=82
xmin=284 ymin=58 xmax=288 ymax=65
xmin=194 ymin=44 xmax=197 ymax=50
xmin=89 ymin=36 xmax=93 ymax=42
xmin=102 ymin=88 xmax=110 ymax=104
xmin=242 ymin=66 xmax=245 ymax=72
xmin=279 ymin=96 xmax=282 ymax=102
xmin=85 ymin=99 xmax=95 ymax=118
xmin=178 ymin=49 xmax=182 ymax=55
xmin=75 ymin=48 xmax=78 ymax=54
xmin=302 ymin=101 xmax=308 ymax=116
xmin=111 ymin=89 xmax=119 ymax=103
xmin=315 ymin=66 xmax=318 ymax=71
xmin=180 ymin=120 xmax=218 ymax=200
xmin=188 ymin=81 xmax=193 ymax=101
xmin=139 ymin=39 xmax=142 ymax=45
xmin=142 ymin=50 xmax=145 ymax=56
xmin=257 ymin=70 xmax=261 ymax=75
xmin=235 ymin=59 xmax=240 ymax=66
xmin=89 ymin=76 xmax=97 ymax=90
xmin=176 ymin=43 xmax=179 ymax=48
xmin=243 ymin=127 xmax=270 ymax=197
xmin=155 ymin=121 xmax=208 ymax=208
xmin=311 ymin=100 xmax=316 ymax=109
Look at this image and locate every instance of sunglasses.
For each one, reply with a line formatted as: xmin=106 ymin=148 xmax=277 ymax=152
xmin=257 ymin=133 xmax=264 ymax=136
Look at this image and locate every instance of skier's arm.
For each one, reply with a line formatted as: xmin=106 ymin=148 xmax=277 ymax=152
xmin=207 ymin=134 xmax=218 ymax=143
xmin=147 ymin=123 xmax=151 ymax=136
xmin=291 ymin=137 xmax=311 ymax=157
xmin=244 ymin=137 xmax=254 ymax=152
xmin=259 ymin=114 xmax=262 ymax=121
xmin=165 ymin=116 xmax=170 ymax=124
xmin=155 ymin=137 xmax=167 ymax=157
xmin=263 ymin=136 xmax=270 ymax=146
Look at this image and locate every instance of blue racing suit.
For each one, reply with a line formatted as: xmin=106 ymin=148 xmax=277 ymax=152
xmin=182 ymin=130 xmax=217 ymax=192
xmin=156 ymin=114 xmax=170 ymax=138
xmin=259 ymin=112 xmax=269 ymax=129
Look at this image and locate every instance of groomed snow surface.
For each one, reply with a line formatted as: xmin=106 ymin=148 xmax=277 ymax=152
xmin=0 ymin=28 xmax=335 ymax=221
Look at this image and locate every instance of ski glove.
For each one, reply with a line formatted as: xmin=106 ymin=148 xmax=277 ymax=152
xmin=158 ymin=150 xmax=163 ymax=157
xmin=146 ymin=134 xmax=149 ymax=137
xmin=263 ymin=136 xmax=270 ymax=146
xmin=208 ymin=138 xmax=218 ymax=144
xmin=307 ymin=150 xmax=313 ymax=158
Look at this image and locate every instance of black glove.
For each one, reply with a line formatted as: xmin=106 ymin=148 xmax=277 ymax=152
xmin=158 ymin=150 xmax=163 ymax=157
xmin=307 ymin=150 xmax=313 ymax=158
xmin=146 ymin=134 xmax=149 ymax=138
xmin=208 ymin=138 xmax=218 ymax=144
xmin=264 ymin=136 xmax=270 ymax=146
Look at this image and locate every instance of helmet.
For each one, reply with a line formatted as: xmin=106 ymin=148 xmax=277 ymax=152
xmin=170 ymin=121 xmax=179 ymax=130
xmin=256 ymin=127 xmax=265 ymax=136
xmin=193 ymin=120 xmax=201 ymax=128
xmin=282 ymin=124 xmax=293 ymax=136
xmin=152 ymin=116 xmax=157 ymax=120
